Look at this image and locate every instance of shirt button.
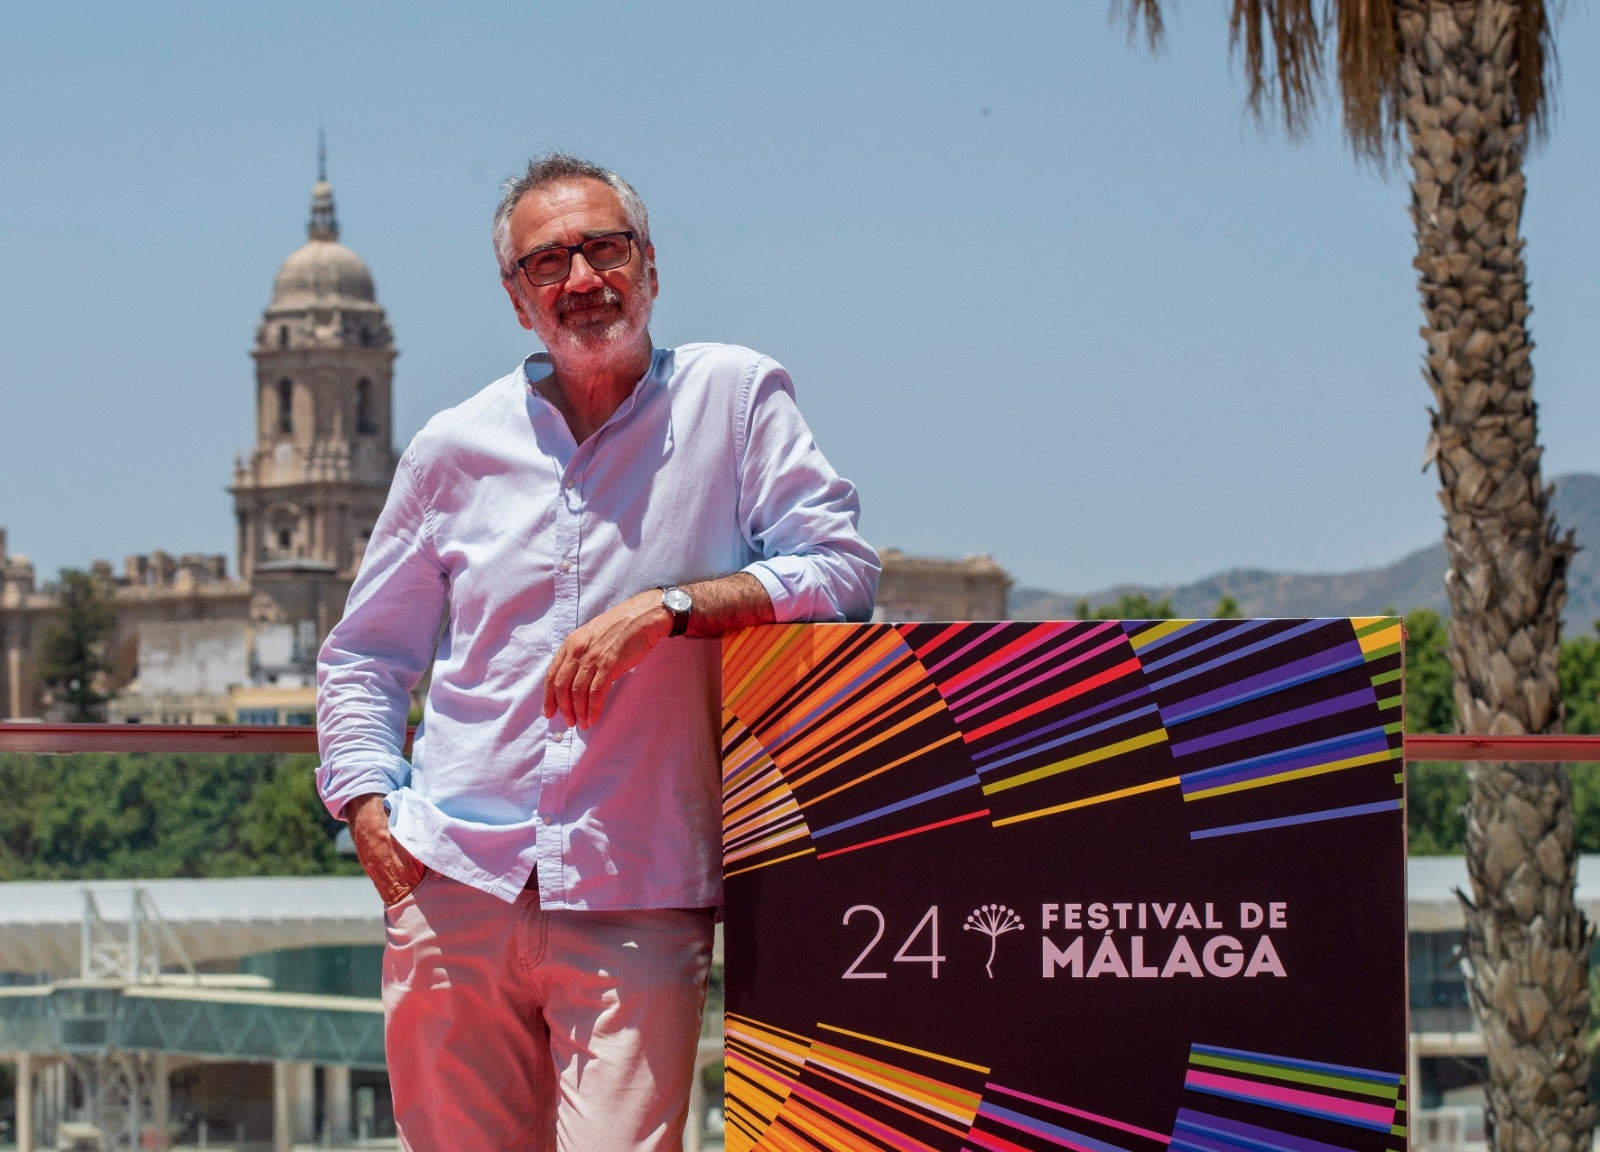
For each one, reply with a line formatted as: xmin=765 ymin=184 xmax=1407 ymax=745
xmin=564 ymin=481 xmax=576 ymax=491
xmin=560 ymin=561 xmax=571 ymax=572
xmin=542 ymin=813 xmax=555 ymax=825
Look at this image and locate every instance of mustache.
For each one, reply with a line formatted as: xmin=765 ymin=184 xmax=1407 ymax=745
xmin=555 ymin=286 xmax=623 ymax=316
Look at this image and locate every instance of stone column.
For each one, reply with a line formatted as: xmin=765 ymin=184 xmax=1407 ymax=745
xmin=272 ymin=1061 xmax=291 ymax=1152
xmin=290 ymin=1062 xmax=315 ymax=1145
xmin=16 ymin=1052 xmax=33 ymax=1152
xmin=6 ymin=637 xmax=24 ymax=720
xmin=325 ymin=1064 xmax=352 ymax=1141
xmin=151 ymin=1054 xmax=170 ymax=1151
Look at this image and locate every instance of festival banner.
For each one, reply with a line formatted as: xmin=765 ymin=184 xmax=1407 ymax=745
xmin=722 ymin=618 xmax=1407 ymax=1152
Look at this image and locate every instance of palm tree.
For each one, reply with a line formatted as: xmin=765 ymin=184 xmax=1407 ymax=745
xmin=1116 ymin=2 xmax=1591 ymax=1147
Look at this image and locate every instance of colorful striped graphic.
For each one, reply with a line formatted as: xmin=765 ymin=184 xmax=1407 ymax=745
xmin=723 ymin=620 xmax=1407 ymax=1152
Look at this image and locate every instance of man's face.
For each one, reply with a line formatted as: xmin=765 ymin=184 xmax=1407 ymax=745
xmin=502 ymin=178 xmax=658 ymax=357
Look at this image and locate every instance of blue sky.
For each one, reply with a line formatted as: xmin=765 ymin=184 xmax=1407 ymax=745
xmin=3 ymin=2 xmax=1597 ymax=596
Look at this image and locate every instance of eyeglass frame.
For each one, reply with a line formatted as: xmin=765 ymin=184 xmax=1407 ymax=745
xmin=511 ymin=230 xmax=638 ymax=288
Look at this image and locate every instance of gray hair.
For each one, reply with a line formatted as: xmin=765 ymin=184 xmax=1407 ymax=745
xmin=493 ymin=152 xmax=651 ymax=278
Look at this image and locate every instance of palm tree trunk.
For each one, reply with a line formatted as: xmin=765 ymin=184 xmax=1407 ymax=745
xmin=1396 ymin=2 xmax=1592 ymax=1147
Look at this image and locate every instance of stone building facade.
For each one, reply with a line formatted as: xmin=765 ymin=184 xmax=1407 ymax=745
xmin=0 ymin=164 xmax=396 ymax=723
xmin=874 ymin=549 xmax=1011 ymax=621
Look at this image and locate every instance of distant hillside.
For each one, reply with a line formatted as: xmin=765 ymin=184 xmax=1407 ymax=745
xmin=1012 ymin=472 xmax=1600 ymax=630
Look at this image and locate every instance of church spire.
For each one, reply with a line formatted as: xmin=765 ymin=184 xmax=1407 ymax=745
xmin=308 ymin=131 xmax=339 ymax=242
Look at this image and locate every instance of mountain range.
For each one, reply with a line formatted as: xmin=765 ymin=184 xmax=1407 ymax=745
xmin=1010 ymin=472 xmax=1600 ymax=632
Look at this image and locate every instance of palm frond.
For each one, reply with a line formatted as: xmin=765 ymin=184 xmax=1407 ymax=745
xmin=1111 ymin=0 xmax=1166 ymax=51
xmin=1228 ymin=0 xmax=1325 ymax=140
xmin=1333 ymin=0 xmax=1403 ymax=165
xmin=1517 ymin=0 xmax=1559 ymax=146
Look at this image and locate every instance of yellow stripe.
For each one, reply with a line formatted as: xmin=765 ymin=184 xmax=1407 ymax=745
xmin=1358 ymin=624 xmax=1403 ymax=654
xmin=1184 ymin=749 xmax=1398 ymax=801
xmin=815 ymin=1023 xmax=989 ymax=1074
xmin=993 ymin=776 xmax=1179 ymax=828
xmin=725 ymin=623 xmax=809 ymax=704
xmin=982 ymin=728 xmax=1169 ymax=795
xmin=724 ymin=847 xmax=817 ymax=879
xmin=1128 ymin=619 xmax=1188 ymax=650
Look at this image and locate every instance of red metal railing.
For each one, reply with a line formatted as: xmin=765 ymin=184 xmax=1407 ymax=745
xmin=0 ymin=724 xmax=1590 ymax=761
xmin=0 ymin=723 xmax=412 ymax=754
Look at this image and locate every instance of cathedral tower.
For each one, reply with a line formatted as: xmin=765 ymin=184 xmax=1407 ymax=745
xmin=231 ymin=152 xmax=398 ymax=587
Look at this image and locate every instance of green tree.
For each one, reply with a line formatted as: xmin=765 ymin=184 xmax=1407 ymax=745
xmin=1117 ymin=3 xmax=1586 ymax=1143
xmin=1561 ymin=624 xmax=1600 ymax=737
xmin=1074 ymin=592 xmax=1176 ymax=620
xmin=1406 ymin=608 xmax=1456 ymax=735
xmin=38 ymin=568 xmax=118 ymax=722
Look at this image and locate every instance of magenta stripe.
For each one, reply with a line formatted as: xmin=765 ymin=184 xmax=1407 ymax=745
xmin=952 ymin=632 xmax=1131 ymax=723
xmin=1183 ymin=1070 xmax=1392 ymax=1125
xmin=984 ymin=1082 xmax=1170 ymax=1144
xmin=786 ymin=1078 xmax=936 ymax=1152
xmin=947 ymin=626 xmax=1114 ymax=711
xmin=925 ymin=621 xmax=1014 ymax=678
xmin=942 ymin=622 xmax=1094 ymax=698
xmin=725 ymin=1048 xmax=798 ymax=1087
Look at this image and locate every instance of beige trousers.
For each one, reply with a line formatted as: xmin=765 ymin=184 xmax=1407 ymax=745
xmin=382 ymin=872 xmax=715 ymax=1151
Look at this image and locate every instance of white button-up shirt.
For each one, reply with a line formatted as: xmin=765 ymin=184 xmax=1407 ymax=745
xmin=316 ymin=343 xmax=879 ymax=907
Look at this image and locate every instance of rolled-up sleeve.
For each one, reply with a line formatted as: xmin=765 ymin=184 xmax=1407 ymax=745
xmin=315 ymin=447 xmax=450 ymax=819
xmin=736 ymin=359 xmax=879 ymax=622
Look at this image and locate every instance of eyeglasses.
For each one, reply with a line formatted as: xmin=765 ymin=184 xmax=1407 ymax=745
xmin=513 ymin=230 xmax=637 ymax=287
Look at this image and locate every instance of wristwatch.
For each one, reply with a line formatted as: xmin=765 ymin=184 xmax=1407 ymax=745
xmin=661 ymin=586 xmax=693 ymax=637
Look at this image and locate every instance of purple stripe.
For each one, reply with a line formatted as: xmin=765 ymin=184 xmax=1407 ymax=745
xmin=1163 ymin=642 xmax=1365 ymax=723
xmin=1169 ymin=689 xmax=1375 ymax=758
xmin=977 ymin=704 xmax=1163 ymax=776
xmin=1190 ymin=799 xmax=1402 ymax=840
xmin=973 ymin=685 xmax=1151 ymax=762
xmin=1180 ymin=728 xmax=1388 ymax=788
xmin=1148 ymin=619 xmax=1331 ymax=695
xmin=1175 ymin=1108 xmax=1356 ymax=1152
xmin=1180 ymin=732 xmax=1391 ymax=794
xmin=1140 ymin=618 xmax=1274 ymax=668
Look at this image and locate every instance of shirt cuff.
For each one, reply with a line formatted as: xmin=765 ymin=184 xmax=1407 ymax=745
xmin=317 ymin=758 xmax=408 ymax=822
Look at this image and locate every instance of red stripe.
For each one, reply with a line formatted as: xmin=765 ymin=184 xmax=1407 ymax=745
xmin=962 ymin=657 xmax=1142 ymax=743
xmin=816 ymin=809 xmax=990 ymax=859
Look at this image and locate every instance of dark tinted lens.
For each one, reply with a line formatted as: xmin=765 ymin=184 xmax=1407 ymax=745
xmin=582 ymin=234 xmax=632 ymax=270
xmin=522 ymin=250 xmax=571 ymax=286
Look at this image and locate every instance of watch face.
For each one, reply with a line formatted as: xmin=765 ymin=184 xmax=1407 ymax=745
xmin=664 ymin=588 xmax=692 ymax=613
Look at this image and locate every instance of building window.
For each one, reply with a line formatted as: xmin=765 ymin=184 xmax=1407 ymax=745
xmin=277 ymin=379 xmax=293 ymax=434
xmin=285 ymin=711 xmax=315 ymax=726
xmin=278 ymin=529 xmax=292 ymax=550
xmin=278 ymin=324 xmax=289 ymax=348
xmin=356 ymin=378 xmax=378 ymax=434
xmin=237 ymin=709 xmax=278 ymax=726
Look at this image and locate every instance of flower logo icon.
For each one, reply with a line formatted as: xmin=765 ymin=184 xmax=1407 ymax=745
xmin=964 ymin=903 xmax=1025 ymax=978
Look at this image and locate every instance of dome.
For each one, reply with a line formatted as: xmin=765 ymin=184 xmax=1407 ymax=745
xmin=266 ymin=173 xmax=377 ymax=309
xmin=270 ymin=240 xmax=376 ymax=308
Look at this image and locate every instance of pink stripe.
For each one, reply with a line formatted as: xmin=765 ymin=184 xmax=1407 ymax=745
xmin=946 ymin=625 xmax=1107 ymax=707
xmin=725 ymin=1048 xmax=798 ymax=1090
xmin=952 ymin=631 xmax=1130 ymax=722
xmin=984 ymin=1082 xmax=1170 ymax=1144
xmin=1184 ymin=1070 xmax=1393 ymax=1125
xmin=940 ymin=622 xmax=1081 ymax=697
xmin=925 ymin=622 xmax=1013 ymax=677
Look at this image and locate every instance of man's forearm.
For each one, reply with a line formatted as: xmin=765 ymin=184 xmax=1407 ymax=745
xmin=679 ymin=571 xmax=775 ymax=636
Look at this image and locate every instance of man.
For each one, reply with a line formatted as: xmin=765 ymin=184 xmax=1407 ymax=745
xmin=315 ymin=152 xmax=878 ymax=1151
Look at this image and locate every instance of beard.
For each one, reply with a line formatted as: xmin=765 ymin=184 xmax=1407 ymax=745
xmin=539 ymin=282 xmax=652 ymax=356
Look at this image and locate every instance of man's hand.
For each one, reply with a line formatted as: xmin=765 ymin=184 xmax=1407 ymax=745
xmin=543 ymin=589 xmax=672 ymax=728
xmin=346 ymin=793 xmax=428 ymax=905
